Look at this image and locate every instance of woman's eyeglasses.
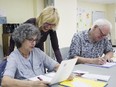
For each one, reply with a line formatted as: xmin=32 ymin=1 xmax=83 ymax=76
xmin=27 ymin=38 xmax=38 ymax=43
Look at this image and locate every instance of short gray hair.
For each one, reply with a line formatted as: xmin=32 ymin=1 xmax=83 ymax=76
xmin=92 ymin=19 xmax=112 ymax=30
xmin=12 ymin=23 xmax=41 ymax=48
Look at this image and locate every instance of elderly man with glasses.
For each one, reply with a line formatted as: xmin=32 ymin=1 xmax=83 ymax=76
xmin=69 ymin=19 xmax=114 ymax=65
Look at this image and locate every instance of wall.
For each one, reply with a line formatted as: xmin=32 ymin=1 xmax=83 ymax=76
xmin=55 ymin=0 xmax=77 ymax=48
xmin=33 ymin=0 xmax=44 ymax=17
xmin=0 ymin=0 xmax=34 ymax=23
xmin=77 ymin=1 xmax=107 ymax=12
xmin=106 ymin=4 xmax=116 ymax=45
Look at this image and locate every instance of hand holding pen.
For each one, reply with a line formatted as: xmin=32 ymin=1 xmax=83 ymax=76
xmin=102 ymin=56 xmax=113 ymax=62
xmin=92 ymin=54 xmax=106 ymax=65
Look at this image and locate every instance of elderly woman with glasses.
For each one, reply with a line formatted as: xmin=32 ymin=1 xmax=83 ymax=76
xmin=69 ymin=19 xmax=114 ymax=65
xmin=8 ymin=6 xmax=62 ymax=63
xmin=2 ymin=24 xmax=60 ymax=87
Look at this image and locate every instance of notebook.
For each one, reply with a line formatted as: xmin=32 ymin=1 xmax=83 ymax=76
xmin=28 ymin=58 xmax=77 ymax=85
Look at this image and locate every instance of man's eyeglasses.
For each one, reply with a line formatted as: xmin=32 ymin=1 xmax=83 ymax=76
xmin=98 ymin=28 xmax=107 ymax=37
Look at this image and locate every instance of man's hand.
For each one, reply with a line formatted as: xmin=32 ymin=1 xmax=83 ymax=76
xmin=102 ymin=57 xmax=113 ymax=62
xmin=93 ymin=58 xmax=107 ymax=65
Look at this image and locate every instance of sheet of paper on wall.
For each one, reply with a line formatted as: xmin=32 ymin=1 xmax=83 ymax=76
xmin=82 ymin=73 xmax=110 ymax=82
xmin=86 ymin=62 xmax=116 ymax=68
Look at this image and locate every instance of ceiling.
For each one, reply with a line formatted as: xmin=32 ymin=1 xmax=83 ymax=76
xmin=78 ymin=0 xmax=116 ymax=4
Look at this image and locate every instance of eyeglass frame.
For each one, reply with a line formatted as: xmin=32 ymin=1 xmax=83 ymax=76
xmin=44 ymin=22 xmax=56 ymax=27
xmin=98 ymin=27 xmax=107 ymax=37
xmin=26 ymin=38 xmax=38 ymax=43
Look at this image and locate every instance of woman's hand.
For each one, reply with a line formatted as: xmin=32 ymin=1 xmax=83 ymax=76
xmin=67 ymin=74 xmax=74 ymax=81
xmin=31 ymin=80 xmax=50 ymax=87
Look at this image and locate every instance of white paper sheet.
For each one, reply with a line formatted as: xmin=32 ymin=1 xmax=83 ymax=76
xmin=82 ymin=73 xmax=110 ymax=82
xmin=87 ymin=62 xmax=116 ymax=68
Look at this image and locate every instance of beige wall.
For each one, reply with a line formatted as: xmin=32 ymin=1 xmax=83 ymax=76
xmin=106 ymin=4 xmax=116 ymax=45
xmin=0 ymin=0 xmax=34 ymax=23
xmin=77 ymin=1 xmax=107 ymax=11
xmin=55 ymin=0 xmax=77 ymax=48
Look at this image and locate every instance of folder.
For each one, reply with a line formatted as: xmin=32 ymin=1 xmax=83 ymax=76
xmin=60 ymin=77 xmax=107 ymax=87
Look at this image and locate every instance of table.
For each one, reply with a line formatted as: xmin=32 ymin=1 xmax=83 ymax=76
xmin=52 ymin=64 xmax=116 ymax=87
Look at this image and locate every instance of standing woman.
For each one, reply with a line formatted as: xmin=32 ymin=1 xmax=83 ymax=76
xmin=8 ymin=6 xmax=62 ymax=63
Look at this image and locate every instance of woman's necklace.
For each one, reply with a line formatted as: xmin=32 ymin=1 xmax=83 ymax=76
xmin=19 ymin=49 xmax=29 ymax=58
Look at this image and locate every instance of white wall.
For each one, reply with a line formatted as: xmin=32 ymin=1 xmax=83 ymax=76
xmin=33 ymin=0 xmax=44 ymax=17
xmin=55 ymin=0 xmax=77 ymax=48
xmin=77 ymin=1 xmax=107 ymax=11
xmin=106 ymin=4 xmax=116 ymax=45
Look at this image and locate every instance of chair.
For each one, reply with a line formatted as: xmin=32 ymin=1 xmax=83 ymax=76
xmin=60 ymin=47 xmax=70 ymax=60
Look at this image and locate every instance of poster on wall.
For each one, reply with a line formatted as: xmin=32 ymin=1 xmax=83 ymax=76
xmin=0 ymin=17 xmax=7 ymax=24
xmin=0 ymin=9 xmax=7 ymax=24
xmin=77 ymin=8 xmax=92 ymax=31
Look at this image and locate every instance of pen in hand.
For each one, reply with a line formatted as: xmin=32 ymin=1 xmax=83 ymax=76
xmin=37 ymin=77 xmax=43 ymax=81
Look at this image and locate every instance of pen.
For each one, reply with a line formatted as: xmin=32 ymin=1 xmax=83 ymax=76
xmin=37 ymin=77 xmax=43 ymax=81
xmin=97 ymin=79 xmax=107 ymax=82
xmin=60 ymin=84 xmax=70 ymax=87
xmin=98 ymin=54 xmax=101 ymax=58
xmin=74 ymin=72 xmax=84 ymax=77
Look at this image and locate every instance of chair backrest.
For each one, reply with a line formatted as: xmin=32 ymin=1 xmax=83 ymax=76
xmin=0 ymin=59 xmax=7 ymax=86
xmin=60 ymin=47 xmax=69 ymax=60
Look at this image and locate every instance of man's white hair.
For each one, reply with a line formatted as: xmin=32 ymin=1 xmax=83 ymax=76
xmin=92 ymin=19 xmax=112 ymax=30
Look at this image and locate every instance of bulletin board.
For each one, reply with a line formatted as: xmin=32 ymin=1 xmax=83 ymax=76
xmin=77 ymin=8 xmax=92 ymax=31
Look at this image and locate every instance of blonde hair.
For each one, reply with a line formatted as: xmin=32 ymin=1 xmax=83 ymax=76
xmin=36 ymin=6 xmax=59 ymax=30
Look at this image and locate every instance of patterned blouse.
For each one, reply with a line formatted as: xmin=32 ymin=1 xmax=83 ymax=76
xmin=69 ymin=29 xmax=113 ymax=58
